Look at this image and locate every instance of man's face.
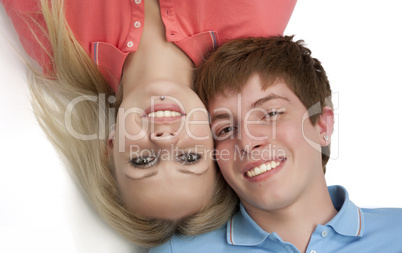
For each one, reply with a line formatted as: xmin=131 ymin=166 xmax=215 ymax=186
xmin=209 ymin=74 xmax=328 ymax=213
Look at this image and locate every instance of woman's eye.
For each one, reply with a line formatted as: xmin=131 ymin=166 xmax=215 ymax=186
xmin=177 ymin=153 xmax=202 ymax=165
xmin=130 ymin=156 xmax=157 ymax=167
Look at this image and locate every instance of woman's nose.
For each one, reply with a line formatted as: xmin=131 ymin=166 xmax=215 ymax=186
xmin=150 ymin=130 xmax=176 ymax=139
xmin=149 ymin=128 xmax=179 ymax=146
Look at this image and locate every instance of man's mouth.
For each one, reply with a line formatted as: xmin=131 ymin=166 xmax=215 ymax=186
xmin=245 ymin=158 xmax=286 ymax=178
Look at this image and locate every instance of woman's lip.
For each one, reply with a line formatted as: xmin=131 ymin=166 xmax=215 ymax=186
xmin=143 ymin=103 xmax=185 ymax=116
xmin=147 ymin=116 xmax=183 ymax=123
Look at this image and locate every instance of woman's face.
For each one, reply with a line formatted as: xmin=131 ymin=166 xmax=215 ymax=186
xmin=109 ymin=80 xmax=217 ymax=220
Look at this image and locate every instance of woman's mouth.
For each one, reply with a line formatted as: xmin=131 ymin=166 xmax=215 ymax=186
xmin=147 ymin=110 xmax=182 ymax=118
xmin=143 ymin=103 xmax=185 ymax=121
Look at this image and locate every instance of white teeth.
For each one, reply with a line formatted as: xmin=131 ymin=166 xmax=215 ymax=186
xmin=245 ymin=161 xmax=282 ymax=178
xmin=147 ymin=110 xmax=182 ymax=118
xmin=156 ymin=111 xmax=164 ymax=117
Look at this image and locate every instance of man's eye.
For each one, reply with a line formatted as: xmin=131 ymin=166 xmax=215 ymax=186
xmin=130 ymin=156 xmax=157 ymax=167
xmin=267 ymin=111 xmax=279 ymax=117
xmin=177 ymin=153 xmax=202 ymax=165
xmin=213 ymin=126 xmax=237 ymax=141
xmin=219 ymin=126 xmax=236 ymax=135
xmin=264 ymin=110 xmax=284 ymax=119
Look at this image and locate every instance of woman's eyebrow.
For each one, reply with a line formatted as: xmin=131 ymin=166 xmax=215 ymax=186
xmin=251 ymin=93 xmax=290 ymax=109
xmin=178 ymin=164 xmax=209 ymax=176
xmin=126 ymin=164 xmax=208 ymax=180
xmin=178 ymin=168 xmax=205 ymax=175
xmin=126 ymin=171 xmax=158 ymax=181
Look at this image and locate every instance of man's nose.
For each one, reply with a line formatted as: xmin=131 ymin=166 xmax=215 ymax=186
xmin=237 ymin=122 xmax=269 ymax=155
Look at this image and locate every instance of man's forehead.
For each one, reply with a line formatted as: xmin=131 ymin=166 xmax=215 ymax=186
xmin=208 ymin=91 xmax=238 ymax=112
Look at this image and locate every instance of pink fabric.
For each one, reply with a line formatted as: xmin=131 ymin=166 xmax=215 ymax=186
xmin=1 ymin=0 xmax=297 ymax=92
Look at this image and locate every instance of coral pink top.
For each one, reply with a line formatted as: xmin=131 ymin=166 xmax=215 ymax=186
xmin=1 ymin=0 xmax=296 ymax=91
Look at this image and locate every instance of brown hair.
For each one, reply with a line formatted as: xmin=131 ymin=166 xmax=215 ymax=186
xmin=25 ymin=0 xmax=238 ymax=247
xmin=194 ymin=36 xmax=333 ymax=172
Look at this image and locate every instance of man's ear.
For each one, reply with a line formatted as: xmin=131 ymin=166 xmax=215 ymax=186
xmin=317 ymin=107 xmax=334 ymax=146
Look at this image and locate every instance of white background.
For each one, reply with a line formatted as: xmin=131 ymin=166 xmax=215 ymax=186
xmin=1 ymin=1 xmax=401 ymax=252
xmin=286 ymin=1 xmax=402 ymax=209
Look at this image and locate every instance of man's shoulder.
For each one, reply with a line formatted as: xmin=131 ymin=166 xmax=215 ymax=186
xmin=362 ymin=207 xmax=402 ymax=225
xmin=361 ymin=207 xmax=402 ymax=237
xmin=150 ymin=225 xmax=228 ymax=253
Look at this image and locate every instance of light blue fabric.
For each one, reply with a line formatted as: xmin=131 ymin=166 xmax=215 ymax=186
xmin=150 ymin=186 xmax=402 ymax=253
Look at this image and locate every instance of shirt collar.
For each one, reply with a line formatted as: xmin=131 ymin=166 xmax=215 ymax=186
xmin=226 ymin=185 xmax=364 ymax=246
xmin=174 ymin=31 xmax=218 ymax=67
xmin=90 ymin=31 xmax=218 ymax=93
xmin=91 ymin=42 xmax=129 ymax=93
xmin=327 ymin=185 xmax=365 ymax=237
xmin=226 ymin=204 xmax=282 ymax=246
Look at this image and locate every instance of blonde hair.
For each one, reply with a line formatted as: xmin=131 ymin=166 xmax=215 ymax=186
xmin=26 ymin=0 xmax=238 ymax=247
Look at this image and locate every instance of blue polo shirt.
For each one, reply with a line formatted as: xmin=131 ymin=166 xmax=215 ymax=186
xmin=150 ymin=185 xmax=402 ymax=253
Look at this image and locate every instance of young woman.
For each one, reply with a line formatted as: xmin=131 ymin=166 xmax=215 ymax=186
xmin=1 ymin=0 xmax=296 ymax=247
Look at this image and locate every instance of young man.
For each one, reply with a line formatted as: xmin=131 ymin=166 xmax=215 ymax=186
xmin=150 ymin=36 xmax=402 ymax=252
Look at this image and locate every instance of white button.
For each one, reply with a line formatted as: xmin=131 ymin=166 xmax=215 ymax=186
xmin=134 ymin=21 xmax=141 ymax=28
xmin=321 ymin=231 xmax=328 ymax=237
xmin=310 ymin=250 xmax=316 ymax=253
xmin=127 ymin=41 xmax=134 ymax=48
xmin=134 ymin=0 xmax=141 ymax=4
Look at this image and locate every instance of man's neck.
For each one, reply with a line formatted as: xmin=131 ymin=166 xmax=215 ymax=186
xmin=243 ymin=181 xmax=337 ymax=252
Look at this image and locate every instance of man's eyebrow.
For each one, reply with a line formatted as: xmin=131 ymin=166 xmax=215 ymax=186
xmin=210 ymin=94 xmax=290 ymax=123
xmin=210 ymin=112 xmax=232 ymax=125
xmin=251 ymin=93 xmax=290 ymax=108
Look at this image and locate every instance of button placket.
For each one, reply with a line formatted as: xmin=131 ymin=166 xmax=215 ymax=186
xmin=124 ymin=0 xmax=144 ymax=51
xmin=134 ymin=21 xmax=141 ymax=28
